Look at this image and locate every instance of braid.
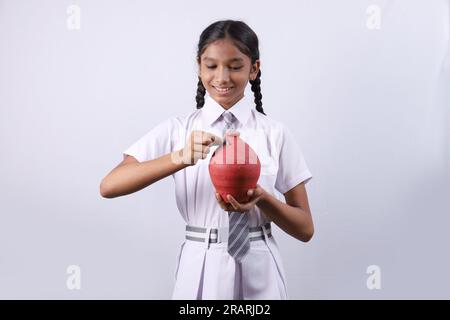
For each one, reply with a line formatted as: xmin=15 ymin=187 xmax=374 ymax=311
xmin=196 ymin=76 xmax=206 ymax=109
xmin=250 ymin=70 xmax=265 ymax=115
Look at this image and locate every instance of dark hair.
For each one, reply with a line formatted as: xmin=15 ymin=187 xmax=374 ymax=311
xmin=195 ymin=20 xmax=266 ymax=115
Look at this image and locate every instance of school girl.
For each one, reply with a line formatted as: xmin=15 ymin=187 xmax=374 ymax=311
xmin=100 ymin=19 xmax=314 ymax=300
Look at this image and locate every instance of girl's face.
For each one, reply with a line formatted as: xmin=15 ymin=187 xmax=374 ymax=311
xmin=198 ymin=38 xmax=260 ymax=109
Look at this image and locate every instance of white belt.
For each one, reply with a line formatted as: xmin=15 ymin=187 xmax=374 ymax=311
xmin=185 ymin=222 xmax=272 ymax=244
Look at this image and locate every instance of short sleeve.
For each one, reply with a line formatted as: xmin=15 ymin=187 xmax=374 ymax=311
xmin=275 ymin=124 xmax=313 ymax=194
xmin=122 ymin=118 xmax=179 ymax=163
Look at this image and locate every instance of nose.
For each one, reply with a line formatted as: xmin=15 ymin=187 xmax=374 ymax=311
xmin=214 ymin=66 xmax=230 ymax=84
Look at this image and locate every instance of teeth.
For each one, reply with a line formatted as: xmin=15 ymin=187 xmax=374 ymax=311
xmin=214 ymin=86 xmax=232 ymax=93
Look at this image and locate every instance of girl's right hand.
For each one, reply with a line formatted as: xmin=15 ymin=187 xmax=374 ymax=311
xmin=179 ymin=130 xmax=223 ymax=166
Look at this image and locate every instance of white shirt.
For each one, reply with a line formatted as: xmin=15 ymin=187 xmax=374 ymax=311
xmin=123 ymin=93 xmax=313 ymax=299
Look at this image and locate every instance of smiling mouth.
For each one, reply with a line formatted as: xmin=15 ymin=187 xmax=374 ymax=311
xmin=213 ymin=86 xmax=234 ymax=94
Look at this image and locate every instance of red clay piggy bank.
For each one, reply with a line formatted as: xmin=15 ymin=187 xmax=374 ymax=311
xmin=209 ymin=135 xmax=261 ymax=204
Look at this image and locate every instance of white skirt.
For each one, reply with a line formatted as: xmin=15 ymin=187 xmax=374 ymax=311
xmin=172 ymin=232 xmax=288 ymax=300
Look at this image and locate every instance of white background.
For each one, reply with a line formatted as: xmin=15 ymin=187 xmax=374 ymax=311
xmin=0 ymin=0 xmax=449 ymax=299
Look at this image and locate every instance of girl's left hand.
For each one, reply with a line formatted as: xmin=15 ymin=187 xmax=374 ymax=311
xmin=215 ymin=184 xmax=266 ymax=213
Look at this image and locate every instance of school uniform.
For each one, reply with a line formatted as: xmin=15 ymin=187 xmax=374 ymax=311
xmin=123 ymin=93 xmax=313 ymax=299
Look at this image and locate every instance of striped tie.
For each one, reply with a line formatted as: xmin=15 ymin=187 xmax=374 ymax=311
xmin=222 ymin=111 xmax=250 ymax=263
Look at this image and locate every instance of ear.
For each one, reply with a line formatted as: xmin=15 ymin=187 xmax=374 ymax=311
xmin=249 ymin=60 xmax=260 ymax=81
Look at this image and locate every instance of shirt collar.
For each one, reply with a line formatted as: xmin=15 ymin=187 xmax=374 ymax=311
xmin=200 ymin=93 xmax=253 ymax=128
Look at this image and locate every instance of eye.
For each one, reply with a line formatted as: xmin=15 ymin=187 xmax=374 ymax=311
xmin=205 ymin=65 xmax=243 ymax=70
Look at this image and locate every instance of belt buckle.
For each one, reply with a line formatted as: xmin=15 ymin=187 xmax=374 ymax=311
xmin=217 ymin=226 xmax=229 ymax=244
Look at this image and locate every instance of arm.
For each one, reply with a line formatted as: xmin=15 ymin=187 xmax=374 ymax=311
xmin=221 ymin=182 xmax=314 ymax=242
xmin=259 ymin=124 xmax=314 ymax=242
xmin=215 ymin=127 xmax=314 ymax=242
xmin=256 ymin=182 xmax=314 ymax=242
xmin=99 ymin=150 xmax=188 ymax=198
xmin=100 ymin=130 xmax=223 ymax=199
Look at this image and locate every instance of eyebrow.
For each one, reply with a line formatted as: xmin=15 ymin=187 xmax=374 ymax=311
xmin=203 ymin=56 xmax=244 ymax=63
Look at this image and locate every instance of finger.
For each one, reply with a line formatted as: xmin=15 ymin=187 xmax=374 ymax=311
xmin=246 ymin=189 xmax=259 ymax=203
xmin=201 ymin=136 xmax=214 ymax=146
xmin=252 ymin=188 xmax=262 ymax=198
xmin=227 ymin=195 xmax=240 ymax=211
xmin=253 ymin=184 xmax=264 ymax=196
xmin=218 ymin=203 xmax=228 ymax=211
xmin=224 ymin=202 xmax=235 ymax=212
xmin=250 ymin=185 xmax=265 ymax=204
xmin=208 ymin=134 xmax=223 ymax=146
xmin=250 ymin=192 xmax=264 ymax=204
xmin=216 ymin=193 xmax=229 ymax=210
xmin=200 ymin=132 xmax=222 ymax=146
xmin=246 ymin=198 xmax=260 ymax=210
xmin=190 ymin=131 xmax=214 ymax=146
xmin=192 ymin=144 xmax=210 ymax=153
xmin=191 ymin=131 xmax=205 ymax=145
xmin=215 ymin=192 xmax=224 ymax=205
